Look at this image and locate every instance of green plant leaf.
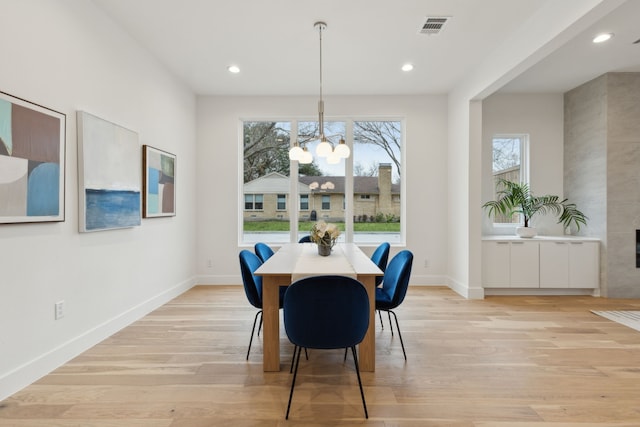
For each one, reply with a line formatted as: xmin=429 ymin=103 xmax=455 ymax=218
xmin=483 ymin=178 xmax=588 ymax=231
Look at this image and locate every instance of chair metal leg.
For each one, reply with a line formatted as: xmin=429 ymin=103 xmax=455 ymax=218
xmin=286 ymin=345 xmax=303 ymax=419
xmin=290 ymin=345 xmax=298 ymax=373
xmin=387 ymin=310 xmax=394 ymax=336
xmin=247 ymin=310 xmax=262 ymax=360
xmin=257 ymin=311 xmax=263 ymax=336
xmin=351 ymin=346 xmax=368 ymax=418
xmin=290 ymin=346 xmax=308 ymax=373
xmin=377 ymin=309 xmax=384 ymax=330
xmin=389 ymin=310 xmax=406 ymax=361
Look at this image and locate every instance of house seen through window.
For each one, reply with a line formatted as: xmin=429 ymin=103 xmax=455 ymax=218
xmin=242 ymin=119 xmax=403 ymax=245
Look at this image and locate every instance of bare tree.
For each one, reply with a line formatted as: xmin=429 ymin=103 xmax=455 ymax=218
xmin=353 ymin=121 xmax=401 ymax=178
xmin=243 ymin=122 xmax=289 ymax=182
xmin=492 ymin=137 xmax=520 ymax=173
xmin=354 ymin=161 xmax=379 ymax=177
xmin=243 ymin=121 xmax=322 ymax=182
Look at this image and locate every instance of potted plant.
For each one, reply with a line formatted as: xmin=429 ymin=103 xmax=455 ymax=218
xmin=483 ymin=178 xmax=587 ymax=237
xmin=310 ymin=220 xmax=341 ymax=256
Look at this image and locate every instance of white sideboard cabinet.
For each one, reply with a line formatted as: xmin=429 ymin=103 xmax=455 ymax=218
xmin=482 ymin=236 xmax=599 ymax=291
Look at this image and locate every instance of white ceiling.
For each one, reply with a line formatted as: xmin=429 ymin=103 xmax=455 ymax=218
xmin=94 ymin=0 xmax=640 ymax=96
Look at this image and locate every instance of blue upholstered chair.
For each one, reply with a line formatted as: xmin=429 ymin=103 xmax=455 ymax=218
xmin=375 ymin=250 xmax=413 ymax=360
xmin=283 ymin=275 xmax=369 ymax=419
xmin=370 ymin=242 xmax=390 ymax=287
xmin=254 ymin=242 xmax=274 ymax=263
xmin=238 ymin=250 xmax=286 ymax=360
xmin=298 ymin=235 xmax=312 ymax=243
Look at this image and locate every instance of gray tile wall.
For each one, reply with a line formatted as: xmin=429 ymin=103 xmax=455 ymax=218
xmin=565 ymin=73 xmax=640 ymax=297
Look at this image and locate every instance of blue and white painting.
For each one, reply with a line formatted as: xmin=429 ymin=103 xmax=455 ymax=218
xmin=77 ymin=111 xmax=141 ymax=232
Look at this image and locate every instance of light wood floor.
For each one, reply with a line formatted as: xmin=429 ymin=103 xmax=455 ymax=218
xmin=2 ymin=285 xmax=640 ymax=426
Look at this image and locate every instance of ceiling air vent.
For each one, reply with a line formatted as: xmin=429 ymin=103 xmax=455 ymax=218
xmin=419 ymin=17 xmax=450 ymax=35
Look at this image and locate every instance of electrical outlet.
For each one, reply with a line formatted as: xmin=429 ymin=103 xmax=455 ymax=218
xmin=207 ymin=259 xmax=212 ymax=268
xmin=55 ymin=300 xmax=65 ymax=320
xmin=423 ymin=259 xmax=428 ymax=268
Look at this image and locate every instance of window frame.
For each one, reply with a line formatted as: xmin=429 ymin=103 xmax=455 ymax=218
xmin=321 ymin=194 xmax=331 ymax=210
xmin=491 ymin=134 xmax=530 ymax=226
xmin=299 ymin=194 xmax=309 ymax=211
xmin=244 ymin=193 xmax=264 ymax=211
xmin=240 ymin=117 xmax=406 ymax=246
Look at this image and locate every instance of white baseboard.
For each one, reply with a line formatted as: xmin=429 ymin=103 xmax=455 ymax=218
xmin=484 ymin=287 xmax=596 ymax=296
xmin=0 ymin=276 xmax=197 ymax=401
xmin=447 ymin=276 xmax=485 ymax=299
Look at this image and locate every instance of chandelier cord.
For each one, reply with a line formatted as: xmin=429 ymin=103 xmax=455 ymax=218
xmin=319 ymin=22 xmax=323 ymax=106
xmin=316 ymin=22 xmax=325 ymax=141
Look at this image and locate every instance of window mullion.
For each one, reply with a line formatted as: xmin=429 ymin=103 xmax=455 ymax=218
xmin=289 ymin=120 xmax=299 ymax=242
xmin=344 ymin=119 xmax=354 ymax=243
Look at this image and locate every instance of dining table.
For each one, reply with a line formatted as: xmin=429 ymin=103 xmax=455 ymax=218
xmin=254 ymin=242 xmax=383 ymax=372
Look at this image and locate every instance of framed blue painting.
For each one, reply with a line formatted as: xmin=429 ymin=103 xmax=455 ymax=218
xmin=0 ymin=91 xmax=66 ymax=224
xmin=77 ymin=111 xmax=141 ymax=232
xmin=143 ymin=145 xmax=176 ymax=218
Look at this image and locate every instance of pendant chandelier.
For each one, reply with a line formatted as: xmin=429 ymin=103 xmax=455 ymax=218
xmin=289 ymin=21 xmax=350 ymax=165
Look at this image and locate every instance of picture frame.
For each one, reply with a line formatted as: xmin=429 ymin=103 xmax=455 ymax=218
xmin=77 ymin=111 xmax=141 ymax=232
xmin=142 ymin=145 xmax=176 ymax=218
xmin=0 ymin=91 xmax=66 ymax=224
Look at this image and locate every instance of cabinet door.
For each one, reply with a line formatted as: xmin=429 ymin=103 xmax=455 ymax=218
xmin=482 ymin=241 xmax=510 ymax=288
xmin=539 ymin=242 xmax=569 ymax=288
xmin=569 ymin=241 xmax=599 ymax=288
xmin=510 ymin=241 xmax=539 ymax=288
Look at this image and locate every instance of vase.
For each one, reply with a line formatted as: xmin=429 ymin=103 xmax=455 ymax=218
xmin=317 ymin=244 xmax=332 ymax=256
xmin=516 ymin=226 xmax=537 ymax=238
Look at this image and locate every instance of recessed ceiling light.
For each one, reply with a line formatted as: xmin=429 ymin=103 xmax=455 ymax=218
xmin=593 ymin=33 xmax=613 ymax=43
xmin=401 ymin=63 xmax=414 ymax=72
xmin=227 ymin=65 xmax=240 ymax=73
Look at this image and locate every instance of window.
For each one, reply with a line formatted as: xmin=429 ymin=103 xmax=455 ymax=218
xmin=241 ymin=118 xmax=404 ymax=245
xmin=300 ymin=194 xmax=309 ymax=210
xmin=298 ymin=120 xmax=346 ymax=241
xmin=353 ymin=120 xmax=402 ymax=244
xmin=244 ymin=194 xmax=263 ymax=210
xmin=491 ymin=134 xmax=529 ymax=224
xmin=242 ymin=121 xmax=291 ymax=243
xmin=321 ymin=195 xmax=331 ymax=210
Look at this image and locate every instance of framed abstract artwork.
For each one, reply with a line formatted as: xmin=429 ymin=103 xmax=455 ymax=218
xmin=142 ymin=145 xmax=176 ymax=218
xmin=0 ymin=91 xmax=66 ymax=224
xmin=77 ymin=111 xmax=141 ymax=232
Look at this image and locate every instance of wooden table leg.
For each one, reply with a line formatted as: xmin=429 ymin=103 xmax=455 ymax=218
xmin=358 ymin=275 xmax=376 ymax=372
xmin=262 ymin=275 xmax=289 ymax=371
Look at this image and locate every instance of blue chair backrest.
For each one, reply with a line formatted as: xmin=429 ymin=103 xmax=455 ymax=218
xmin=298 ymin=235 xmax=312 ymax=243
xmin=284 ymin=275 xmax=369 ymax=349
xmin=380 ymin=250 xmax=413 ymax=308
xmin=239 ymin=250 xmax=263 ymax=309
xmin=254 ymin=242 xmax=274 ymax=263
xmin=370 ymin=242 xmax=390 ymax=286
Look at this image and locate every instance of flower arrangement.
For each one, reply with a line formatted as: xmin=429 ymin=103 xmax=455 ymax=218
xmin=310 ymin=220 xmax=340 ymax=247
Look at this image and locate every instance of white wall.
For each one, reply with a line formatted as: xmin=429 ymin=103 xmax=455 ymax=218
xmin=0 ymin=0 xmax=621 ymax=402
xmin=481 ymin=93 xmax=565 ymax=236
xmin=195 ymin=95 xmax=449 ymax=286
xmin=445 ymin=1 xmax=614 ymax=299
xmin=0 ymin=0 xmax=197 ymax=399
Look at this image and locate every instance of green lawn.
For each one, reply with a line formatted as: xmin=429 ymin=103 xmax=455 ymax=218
xmin=243 ymin=220 xmax=400 ymax=232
